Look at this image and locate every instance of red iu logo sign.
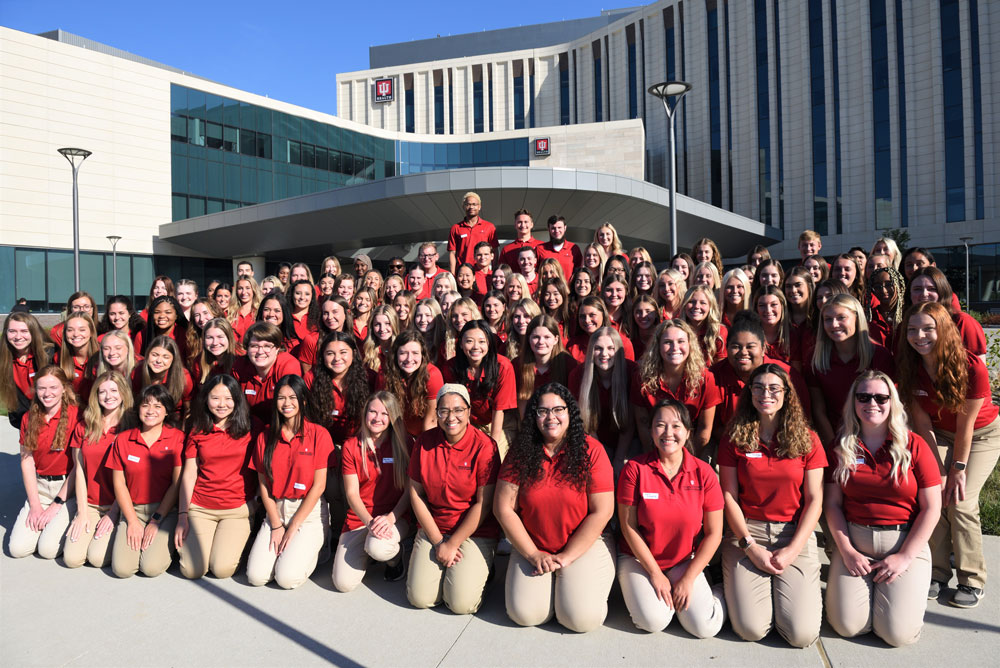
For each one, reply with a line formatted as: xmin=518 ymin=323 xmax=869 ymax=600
xmin=374 ymin=78 xmax=394 ymax=103
xmin=534 ymin=138 xmax=550 ymax=156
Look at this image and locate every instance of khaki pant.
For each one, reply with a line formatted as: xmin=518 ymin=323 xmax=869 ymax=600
xmin=9 ymin=476 xmax=75 ymax=560
xmin=407 ymin=529 xmax=497 ymax=614
xmin=506 ymin=535 xmax=616 ymax=632
xmin=331 ymin=518 xmax=410 ymax=592
xmin=827 ymin=523 xmax=930 ymax=647
xmin=62 ymin=503 xmax=116 ymax=568
xmin=111 ymin=504 xmax=177 ymax=578
xmin=178 ymin=504 xmax=252 ymax=579
xmin=246 ymin=497 xmax=328 ymax=589
xmin=930 ymin=418 xmax=1000 ymax=588
xmin=722 ymin=520 xmax=821 ymax=648
xmin=478 ymin=420 xmax=515 ymax=460
xmin=618 ymin=554 xmax=726 ymax=637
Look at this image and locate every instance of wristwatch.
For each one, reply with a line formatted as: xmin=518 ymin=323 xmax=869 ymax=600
xmin=150 ymin=512 xmax=163 ymax=523
xmin=952 ymin=461 xmax=967 ymax=471
xmin=51 ymin=497 xmax=65 ymax=505
xmin=738 ymin=536 xmax=756 ymax=551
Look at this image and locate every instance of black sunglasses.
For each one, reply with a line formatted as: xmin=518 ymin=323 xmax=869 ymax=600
xmin=855 ymin=392 xmax=891 ymax=405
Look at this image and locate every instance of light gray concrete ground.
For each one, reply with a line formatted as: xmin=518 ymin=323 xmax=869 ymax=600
xmin=1 ymin=421 xmax=997 ymax=667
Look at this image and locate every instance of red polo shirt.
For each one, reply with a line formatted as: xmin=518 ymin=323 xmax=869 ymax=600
xmin=473 ymin=269 xmax=493 ymax=299
xmin=292 ymin=330 xmax=320 ymax=367
xmin=914 ymin=351 xmax=998 ymax=432
xmin=709 ymin=358 xmax=811 ymax=441
xmin=341 ymin=434 xmax=414 ymax=531
xmin=513 ymin=355 xmax=579 ymax=399
xmin=407 ymin=426 xmax=500 ymax=538
xmin=717 ymin=430 xmax=827 ymax=523
xmin=500 ymin=238 xmax=542 ymax=269
xmin=804 ymin=344 xmax=894 ymax=437
xmin=19 ymin=405 xmax=78 ymax=476
xmin=693 ymin=323 xmax=728 ymax=363
xmin=233 ymin=352 xmax=302 ymax=422
xmin=791 ymin=322 xmax=817 ymax=367
xmin=249 ymin=421 xmax=333 ymax=500
xmin=629 ymin=367 xmax=722 ymax=425
xmin=375 ymin=363 xmax=444 ymax=436
xmin=107 ymin=426 xmax=184 ymax=505
xmin=568 ymin=361 xmax=637 ymax=452
xmin=12 ymin=351 xmax=38 ymax=398
xmin=539 ymin=240 xmax=582 ymax=280
xmin=867 ymin=310 xmax=893 ymax=349
xmin=442 ymin=355 xmax=518 ymax=428
xmin=184 ymin=426 xmax=253 ymax=510
xmin=69 ymin=422 xmax=116 ymax=506
xmin=232 ymin=309 xmax=256 ymax=343
xmin=828 ymin=432 xmax=940 ymax=526
xmin=449 ymin=219 xmax=497 ymax=267
xmin=50 ymin=322 xmax=66 ymax=347
xmin=953 ymin=311 xmax=987 ymax=356
xmin=135 ymin=324 xmax=188 ymax=361
xmin=566 ymin=333 xmax=635 ymax=364
xmin=500 ymin=435 xmax=613 ymax=553
xmin=617 ymin=450 xmax=723 ymax=570
xmin=291 ymin=313 xmax=316 ymax=343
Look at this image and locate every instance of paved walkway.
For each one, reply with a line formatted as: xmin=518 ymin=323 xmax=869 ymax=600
xmin=1 ymin=422 xmax=997 ymax=667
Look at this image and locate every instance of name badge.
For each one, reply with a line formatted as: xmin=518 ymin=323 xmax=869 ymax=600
xmin=855 ymin=457 xmax=866 ymax=465
xmin=331 ymin=409 xmax=340 ymax=416
xmin=245 ymin=389 xmax=257 ymax=396
xmin=28 ymin=372 xmax=36 ymax=378
xmin=127 ymin=455 xmax=141 ymax=463
xmin=746 ymin=452 xmax=763 ymax=459
xmin=642 ymin=492 xmax=659 ymax=500
xmin=460 ymin=234 xmax=468 ymax=238
xmin=915 ymin=390 xmax=928 ymax=397
xmin=382 ymin=457 xmax=393 ymax=464
xmin=293 ymin=482 xmax=306 ymax=490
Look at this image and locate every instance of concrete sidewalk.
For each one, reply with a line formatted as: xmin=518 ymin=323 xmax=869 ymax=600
xmin=1 ymin=421 xmax=997 ymax=667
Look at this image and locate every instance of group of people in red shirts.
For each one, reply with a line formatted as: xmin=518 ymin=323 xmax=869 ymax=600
xmin=2 ymin=195 xmax=997 ymax=647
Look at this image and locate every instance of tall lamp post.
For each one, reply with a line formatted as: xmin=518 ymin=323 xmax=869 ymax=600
xmin=960 ymin=235 xmax=974 ymax=308
xmin=107 ymin=235 xmax=122 ymax=295
xmin=648 ymin=81 xmax=692 ymax=256
xmin=58 ymin=148 xmax=92 ymax=292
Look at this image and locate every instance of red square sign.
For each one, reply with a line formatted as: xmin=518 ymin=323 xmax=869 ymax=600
xmin=374 ymin=78 xmax=394 ymax=103
xmin=534 ymin=138 xmax=550 ymax=156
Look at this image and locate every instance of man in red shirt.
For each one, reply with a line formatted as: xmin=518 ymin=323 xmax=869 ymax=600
xmin=539 ymin=215 xmax=582 ymax=280
xmin=472 ymin=242 xmax=495 ymax=298
xmin=417 ymin=242 xmax=447 ymax=285
xmin=516 ymin=246 xmax=540 ymax=298
xmin=500 ymin=209 xmax=541 ymax=268
xmin=449 ymin=192 xmax=497 ymax=274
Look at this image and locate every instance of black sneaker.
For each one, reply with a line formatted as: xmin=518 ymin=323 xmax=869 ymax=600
xmin=384 ymin=557 xmax=405 ymax=582
xmin=949 ymin=584 xmax=984 ymax=608
xmin=928 ymin=580 xmax=945 ymax=600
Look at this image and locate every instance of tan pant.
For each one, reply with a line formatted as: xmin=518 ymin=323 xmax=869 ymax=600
xmin=722 ymin=520 xmax=822 ymax=648
xmin=62 ymin=503 xmax=116 ymax=568
xmin=331 ymin=518 xmax=409 ymax=592
xmin=246 ymin=497 xmax=328 ymax=589
xmin=930 ymin=418 xmax=1000 ymax=588
xmin=618 ymin=554 xmax=726 ymax=637
xmin=111 ymin=504 xmax=177 ymax=578
xmin=827 ymin=523 xmax=930 ymax=647
xmin=407 ymin=529 xmax=496 ymax=614
xmin=178 ymin=504 xmax=252 ymax=579
xmin=9 ymin=476 xmax=74 ymax=560
xmin=478 ymin=420 xmax=515 ymax=460
xmin=506 ymin=535 xmax=616 ymax=632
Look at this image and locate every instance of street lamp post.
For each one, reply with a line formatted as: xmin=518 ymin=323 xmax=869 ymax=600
xmin=58 ymin=148 xmax=92 ymax=292
xmin=960 ymin=235 xmax=974 ymax=308
xmin=107 ymin=235 xmax=122 ymax=295
xmin=648 ymin=81 xmax=692 ymax=256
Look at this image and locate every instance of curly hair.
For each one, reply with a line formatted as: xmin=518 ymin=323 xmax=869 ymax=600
xmin=897 ymin=302 xmax=968 ymax=414
xmin=505 ymin=383 xmax=591 ymax=492
xmin=638 ymin=319 xmax=706 ymax=397
xmin=23 ymin=366 xmax=75 ymax=453
xmin=727 ymin=364 xmax=813 ymax=458
xmin=310 ymin=331 xmax=371 ymax=436
xmin=384 ymin=330 xmax=432 ymax=420
xmin=865 ymin=265 xmax=905 ymax=327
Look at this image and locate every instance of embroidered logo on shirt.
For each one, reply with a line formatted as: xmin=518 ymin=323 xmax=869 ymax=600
xmin=458 ymin=461 xmax=472 ymax=470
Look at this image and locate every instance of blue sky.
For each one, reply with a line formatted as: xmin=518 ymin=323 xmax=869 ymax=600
xmin=3 ymin=0 xmax=615 ymax=114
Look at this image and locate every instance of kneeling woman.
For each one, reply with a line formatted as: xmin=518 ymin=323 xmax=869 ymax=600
xmin=617 ymin=398 xmax=726 ymax=637
xmin=247 ymin=376 xmax=332 ymax=589
xmin=333 ymin=392 xmax=413 ymax=592
xmin=825 ymin=371 xmax=941 ymax=646
xmin=407 ymin=385 xmax=501 ymax=614
xmin=108 ymin=384 xmax=184 ymax=578
xmin=495 ymin=383 xmax=615 ymax=632
xmin=175 ymin=375 xmax=255 ymax=579
xmin=718 ymin=364 xmax=826 ymax=647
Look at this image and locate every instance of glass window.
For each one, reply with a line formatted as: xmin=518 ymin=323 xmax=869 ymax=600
xmin=188 ymin=118 xmax=205 ymax=147
xmin=486 ymin=141 xmax=500 ymax=164
xmin=132 ymin=256 xmax=153 ymax=309
xmin=206 ymin=122 xmax=223 ymax=150
xmin=188 ymin=157 xmax=206 ymax=196
xmin=301 ymin=143 xmax=315 ymax=169
xmin=80 ymin=252 xmax=105 ymax=302
xmin=223 ymin=126 xmax=239 ymax=152
xmin=172 ymin=194 xmax=187 ymax=221
xmin=104 ymin=253 xmax=131 ymax=297
xmin=171 ymin=116 xmax=187 ymax=143
xmin=206 ymin=94 xmax=224 ymax=124
xmin=46 ymin=250 xmax=73 ymax=311
xmin=14 ymin=248 xmax=46 ymax=311
xmin=206 ymin=162 xmax=224 ymax=199
xmin=239 ymin=129 xmax=256 ymax=157
xmin=187 ymin=89 xmax=206 ymax=119
xmin=188 ymin=196 xmax=206 ymax=218
xmin=316 ymin=147 xmax=328 ymax=171
xmin=170 ymin=85 xmax=187 ymax=115
xmin=207 ymin=198 xmax=224 ymax=215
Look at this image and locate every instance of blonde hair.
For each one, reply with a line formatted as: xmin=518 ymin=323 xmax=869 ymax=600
xmin=83 ymin=371 xmax=132 ymax=442
xmin=655 ymin=269 xmax=688 ymax=317
xmin=833 ymin=371 xmax=912 ymax=486
xmin=445 ymin=297 xmax=482 ymax=360
xmin=362 ymin=306 xmax=400 ymax=373
xmin=811 ymin=294 xmax=873 ymax=374
xmin=721 ymin=268 xmax=752 ymax=312
xmin=228 ymin=276 xmax=263 ymax=322
xmin=58 ymin=314 xmax=98 ymax=379
xmin=357 ymin=391 xmax=411 ymax=490
xmin=693 ymin=261 xmax=722 ymax=291
xmin=594 ymin=223 xmax=624 ymax=256
xmin=639 ymin=319 xmax=706 ymax=397
xmin=871 ymin=237 xmax=901 ymax=270
xmin=680 ymin=285 xmax=723 ymax=361
xmin=95 ymin=329 xmax=136 ymax=379
xmin=463 ymin=191 xmax=481 ymax=205
xmin=507 ymin=298 xmax=542 ymax=360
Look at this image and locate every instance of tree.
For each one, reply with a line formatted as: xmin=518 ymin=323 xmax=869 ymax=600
xmin=883 ymin=228 xmax=911 ymax=253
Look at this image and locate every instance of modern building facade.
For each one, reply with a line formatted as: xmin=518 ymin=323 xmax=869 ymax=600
xmin=338 ymin=0 xmax=999 ymax=306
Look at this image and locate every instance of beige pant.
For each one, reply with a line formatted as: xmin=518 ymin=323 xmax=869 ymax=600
xmin=331 ymin=518 xmax=409 ymax=592
xmin=178 ymin=504 xmax=252 ymax=579
xmin=618 ymin=554 xmax=726 ymax=637
xmin=506 ymin=535 xmax=616 ymax=632
xmin=9 ymin=476 xmax=74 ymax=560
xmin=62 ymin=503 xmax=116 ymax=568
xmin=930 ymin=418 xmax=1000 ymax=588
xmin=407 ymin=529 xmax=497 ymax=614
xmin=722 ymin=520 xmax=822 ymax=648
xmin=827 ymin=523 xmax=930 ymax=647
xmin=112 ymin=504 xmax=178 ymax=578
xmin=478 ymin=420 xmax=515 ymax=460
xmin=246 ymin=497 xmax=328 ymax=589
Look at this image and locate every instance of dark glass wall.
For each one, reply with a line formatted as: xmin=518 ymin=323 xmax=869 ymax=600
xmin=895 ymin=0 xmax=909 ymax=227
xmin=707 ymin=1 xmax=722 ymax=207
xmin=940 ymin=0 xmax=964 ymax=222
xmin=871 ymin=0 xmax=892 ymax=228
xmin=754 ymin=0 xmax=771 ymax=226
xmin=969 ymin=0 xmax=984 ymax=220
xmin=808 ymin=0 xmax=828 ymax=235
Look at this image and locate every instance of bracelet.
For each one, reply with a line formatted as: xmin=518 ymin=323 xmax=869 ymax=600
xmin=178 ymin=511 xmax=188 ymax=516
xmin=270 ymin=523 xmax=284 ymax=531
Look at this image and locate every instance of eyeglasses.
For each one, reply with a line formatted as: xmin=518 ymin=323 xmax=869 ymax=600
xmin=248 ymin=343 xmax=276 ymax=352
xmin=419 ymin=253 xmax=438 ymax=259
xmin=436 ymin=407 xmax=468 ymax=418
xmin=390 ymin=264 xmax=405 ymax=270
xmin=855 ymin=392 xmax=890 ymax=405
xmin=751 ymin=384 xmax=784 ymax=397
xmin=536 ymin=406 xmax=568 ymax=418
